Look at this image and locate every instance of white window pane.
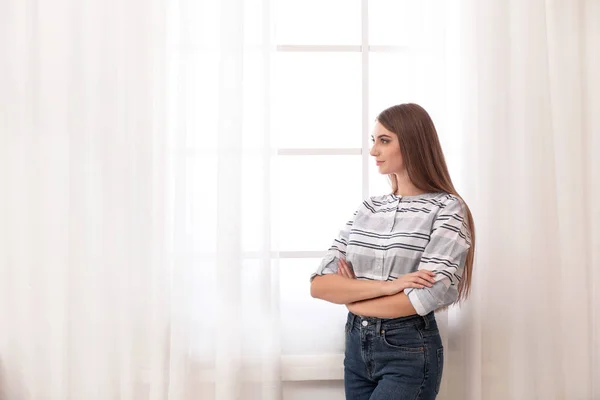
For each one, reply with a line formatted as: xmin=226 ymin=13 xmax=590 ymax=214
xmin=369 ymin=161 xmax=392 ymax=197
xmin=369 ymin=52 xmax=444 ymax=122
xmin=275 ymin=0 xmax=361 ymax=45
xmin=186 ymin=154 xmax=217 ymax=254
xmin=274 ymin=155 xmax=361 ymax=251
xmin=280 ymin=259 xmax=348 ymax=355
xmin=187 ymin=257 xmax=217 ymax=363
xmin=175 ymin=51 xmax=219 ymax=152
xmin=243 ymin=0 xmax=269 ymax=47
xmin=240 ymin=259 xmax=272 ymax=360
xmin=368 ymin=0 xmax=425 ymax=47
xmin=192 ymin=152 xmax=276 ymax=255
xmin=242 ymin=52 xmax=269 ymax=151
xmin=189 ymin=259 xmax=272 ymax=362
xmin=273 ymin=52 xmax=362 ymax=149
xmin=185 ymin=151 xmax=269 ymax=254
xmin=178 ymin=0 xmax=218 ymax=50
xmin=241 ymin=153 xmax=270 ymax=253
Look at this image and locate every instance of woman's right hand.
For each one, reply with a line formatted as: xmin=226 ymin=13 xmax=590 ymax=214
xmin=383 ymin=270 xmax=437 ymax=296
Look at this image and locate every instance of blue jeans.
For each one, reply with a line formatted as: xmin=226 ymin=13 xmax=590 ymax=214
xmin=344 ymin=311 xmax=443 ymax=400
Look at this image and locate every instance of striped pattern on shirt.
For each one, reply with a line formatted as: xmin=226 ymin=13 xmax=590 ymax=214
xmin=311 ymin=192 xmax=472 ymax=316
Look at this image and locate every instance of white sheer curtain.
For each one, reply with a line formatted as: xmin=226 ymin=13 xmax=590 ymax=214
xmin=3 ymin=0 xmax=599 ymax=399
xmin=0 ymin=0 xmax=168 ymax=399
xmin=1 ymin=0 xmax=278 ymax=399
xmin=443 ymin=1 xmax=600 ymax=399
xmin=164 ymin=0 xmax=279 ymax=398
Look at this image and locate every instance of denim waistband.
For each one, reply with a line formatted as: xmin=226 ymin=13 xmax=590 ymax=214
xmin=348 ymin=311 xmax=436 ymax=331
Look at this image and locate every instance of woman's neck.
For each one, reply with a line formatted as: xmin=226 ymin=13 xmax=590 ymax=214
xmin=393 ymin=173 xmax=426 ymax=197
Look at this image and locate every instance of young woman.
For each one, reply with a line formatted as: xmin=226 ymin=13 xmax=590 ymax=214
xmin=310 ymin=103 xmax=475 ymax=399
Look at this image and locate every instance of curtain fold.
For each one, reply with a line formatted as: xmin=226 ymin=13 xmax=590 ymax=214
xmin=444 ymin=1 xmax=600 ymax=399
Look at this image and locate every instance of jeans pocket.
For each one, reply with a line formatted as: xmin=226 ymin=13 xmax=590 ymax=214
xmin=381 ymin=328 xmax=425 ymax=352
xmin=435 ymin=347 xmax=444 ymax=393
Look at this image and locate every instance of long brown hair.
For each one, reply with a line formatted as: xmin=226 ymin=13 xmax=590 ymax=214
xmin=377 ymin=103 xmax=475 ymax=303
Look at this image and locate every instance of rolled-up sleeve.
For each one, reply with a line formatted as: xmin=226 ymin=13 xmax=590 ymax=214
xmin=310 ymin=209 xmax=358 ymax=282
xmin=405 ymin=198 xmax=472 ymax=315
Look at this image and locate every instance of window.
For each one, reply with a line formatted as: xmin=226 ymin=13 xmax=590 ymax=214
xmin=273 ymin=0 xmax=452 ymax=375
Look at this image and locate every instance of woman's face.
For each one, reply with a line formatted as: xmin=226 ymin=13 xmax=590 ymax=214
xmin=369 ymin=121 xmax=404 ymax=175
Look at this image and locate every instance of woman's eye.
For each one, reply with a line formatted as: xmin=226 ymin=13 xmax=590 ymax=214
xmin=371 ymin=138 xmax=389 ymax=144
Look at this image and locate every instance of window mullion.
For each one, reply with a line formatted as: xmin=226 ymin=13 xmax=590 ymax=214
xmin=361 ymin=0 xmax=370 ymax=199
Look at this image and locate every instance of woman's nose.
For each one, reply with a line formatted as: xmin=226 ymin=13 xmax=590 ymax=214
xmin=369 ymin=146 xmax=377 ymax=156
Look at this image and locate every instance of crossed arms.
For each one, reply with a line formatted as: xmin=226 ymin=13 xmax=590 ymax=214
xmin=310 ymin=258 xmax=436 ymax=319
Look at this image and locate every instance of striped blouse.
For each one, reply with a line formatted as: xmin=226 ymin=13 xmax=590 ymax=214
xmin=311 ymin=192 xmax=472 ymax=316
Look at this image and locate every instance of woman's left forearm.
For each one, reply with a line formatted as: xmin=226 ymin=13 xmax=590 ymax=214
xmin=346 ymin=292 xmax=417 ymax=319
